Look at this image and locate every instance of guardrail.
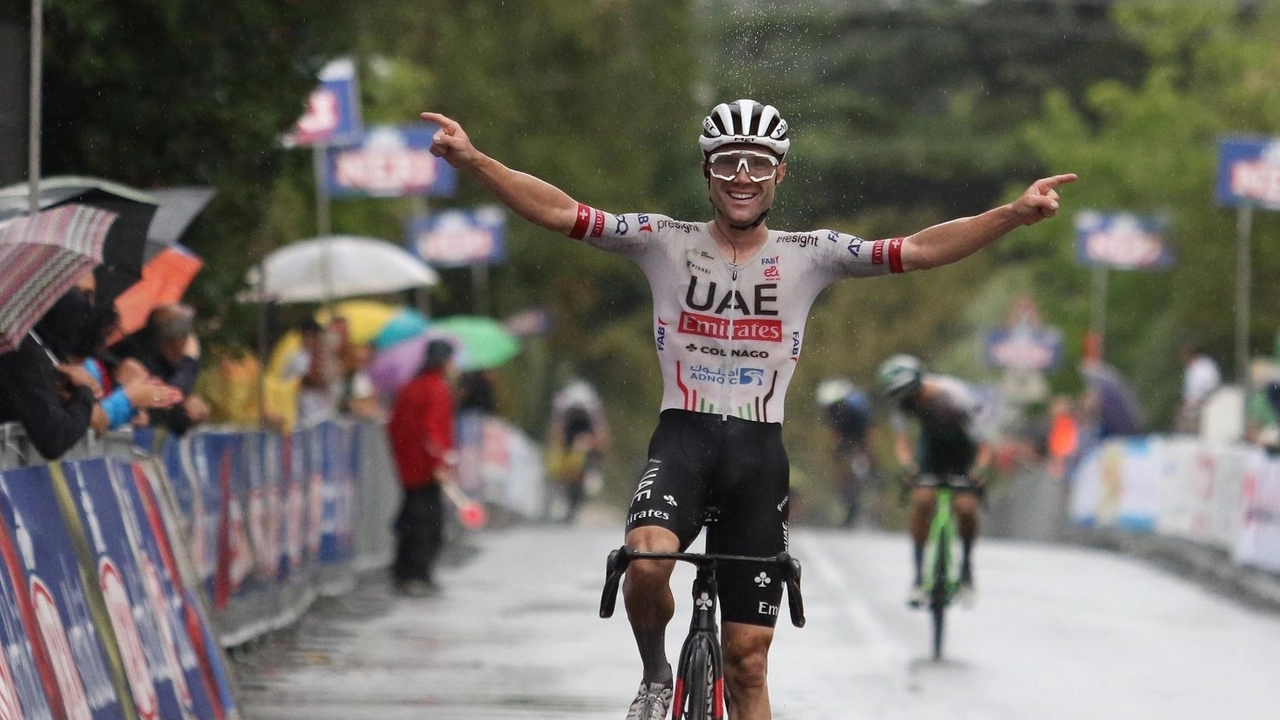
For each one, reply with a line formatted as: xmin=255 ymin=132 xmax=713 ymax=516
xmin=1070 ymin=436 xmax=1280 ymax=573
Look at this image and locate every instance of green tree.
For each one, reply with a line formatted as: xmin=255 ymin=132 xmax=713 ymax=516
xmin=1015 ymin=0 xmax=1280 ymax=425
xmin=38 ymin=0 xmax=355 ymax=338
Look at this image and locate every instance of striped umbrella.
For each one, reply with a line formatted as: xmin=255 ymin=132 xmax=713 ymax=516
xmin=0 ymin=204 xmax=118 ymax=353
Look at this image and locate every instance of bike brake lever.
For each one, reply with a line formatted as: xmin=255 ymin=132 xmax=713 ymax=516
xmin=777 ymin=554 xmax=806 ymax=628
xmin=599 ymin=546 xmax=632 ymax=619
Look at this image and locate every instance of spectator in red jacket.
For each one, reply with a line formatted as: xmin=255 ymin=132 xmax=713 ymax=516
xmin=387 ymin=339 xmax=458 ymax=595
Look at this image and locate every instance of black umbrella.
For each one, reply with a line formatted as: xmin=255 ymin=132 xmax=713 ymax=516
xmin=144 ymin=187 xmax=216 ymax=261
xmin=0 ymin=176 xmax=159 ymax=303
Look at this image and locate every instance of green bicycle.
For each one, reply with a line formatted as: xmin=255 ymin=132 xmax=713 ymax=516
xmin=911 ymin=472 xmax=980 ymax=661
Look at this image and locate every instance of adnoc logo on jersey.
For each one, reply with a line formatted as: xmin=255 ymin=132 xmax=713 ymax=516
xmin=678 ymin=311 xmax=783 ymax=342
xmin=1074 ymin=211 xmax=1173 ymax=270
xmin=326 ymin=125 xmax=457 ymax=198
xmin=1216 ymin=138 xmax=1280 ymax=210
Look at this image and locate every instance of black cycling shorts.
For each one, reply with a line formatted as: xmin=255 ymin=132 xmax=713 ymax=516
xmin=625 ymin=409 xmax=790 ymax=628
xmin=917 ymin=426 xmax=977 ymax=476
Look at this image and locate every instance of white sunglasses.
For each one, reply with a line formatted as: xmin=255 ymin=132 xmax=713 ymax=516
xmin=707 ymin=150 xmax=780 ymax=182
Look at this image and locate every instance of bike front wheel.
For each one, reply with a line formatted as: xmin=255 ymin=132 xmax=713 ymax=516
xmin=930 ymin=535 xmax=950 ymax=661
xmin=673 ymin=633 xmax=724 ymax=720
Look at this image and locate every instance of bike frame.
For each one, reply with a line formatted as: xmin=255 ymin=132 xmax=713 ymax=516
xmin=599 ymin=545 xmax=805 ymax=719
xmin=921 ymin=485 xmax=960 ymax=604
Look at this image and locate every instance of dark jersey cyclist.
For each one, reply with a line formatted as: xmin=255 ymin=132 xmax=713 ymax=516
xmin=878 ymin=354 xmax=992 ymax=608
xmin=816 ymin=378 xmax=877 ymax=527
xmin=421 ymin=99 xmax=1074 ymax=720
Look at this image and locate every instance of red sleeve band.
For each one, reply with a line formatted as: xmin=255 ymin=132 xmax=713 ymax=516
xmin=888 ymin=237 xmax=904 ymax=274
xmin=569 ymin=203 xmax=594 ymax=240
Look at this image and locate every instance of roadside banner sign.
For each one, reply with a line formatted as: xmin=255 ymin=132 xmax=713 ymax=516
xmin=1216 ymin=137 xmax=1280 ymax=210
xmin=1075 ymin=211 xmax=1174 ymax=270
xmin=325 ymin=126 xmax=457 ymax=198
xmin=407 ymin=206 xmax=507 ymax=267
xmin=282 ymin=58 xmax=363 ymax=148
xmin=983 ymin=327 xmax=1062 ymax=372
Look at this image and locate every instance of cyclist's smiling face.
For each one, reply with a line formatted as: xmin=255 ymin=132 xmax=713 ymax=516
xmin=705 ymin=143 xmax=786 ymax=226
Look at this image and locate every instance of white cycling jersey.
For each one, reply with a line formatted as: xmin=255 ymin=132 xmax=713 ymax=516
xmin=568 ymin=204 xmax=904 ymax=422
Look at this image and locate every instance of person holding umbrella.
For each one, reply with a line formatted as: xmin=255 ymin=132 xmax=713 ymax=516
xmin=387 ymin=339 xmax=460 ymax=595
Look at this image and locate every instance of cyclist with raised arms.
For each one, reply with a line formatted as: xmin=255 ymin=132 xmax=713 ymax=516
xmin=421 ymin=100 xmax=1074 ymax=720
xmin=878 ymin=354 xmax=993 ymax=608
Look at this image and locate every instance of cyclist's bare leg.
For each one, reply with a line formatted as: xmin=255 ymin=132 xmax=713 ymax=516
xmin=622 ymin=525 xmax=680 ymax=685
xmin=952 ymin=491 xmax=980 ymax=580
xmin=722 ymin=621 xmax=775 ymax=720
xmin=908 ymin=486 xmax=937 ymax=584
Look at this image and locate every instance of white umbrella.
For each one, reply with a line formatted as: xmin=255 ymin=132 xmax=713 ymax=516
xmin=249 ymin=235 xmax=439 ymax=303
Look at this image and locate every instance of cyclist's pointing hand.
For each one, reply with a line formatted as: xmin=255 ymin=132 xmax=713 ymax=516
xmin=420 ymin=112 xmax=479 ymax=169
xmin=1010 ymin=173 xmax=1077 ymax=226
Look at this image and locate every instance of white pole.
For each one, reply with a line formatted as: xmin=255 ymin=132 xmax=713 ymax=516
xmin=27 ymin=0 xmax=42 ymax=215
xmin=1236 ymin=204 xmax=1253 ymax=384
xmin=1091 ymin=263 xmax=1108 ymax=360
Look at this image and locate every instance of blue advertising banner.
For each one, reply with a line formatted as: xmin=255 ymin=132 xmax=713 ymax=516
xmin=315 ymin=424 xmax=356 ymax=565
xmin=280 ymin=433 xmax=308 ymax=582
xmin=982 ymin=327 xmax=1063 ymax=372
xmin=406 ymin=206 xmax=507 ymax=267
xmin=0 ymin=467 xmax=128 ymax=720
xmin=126 ymin=462 xmax=233 ymax=720
xmin=0 ymin=467 xmax=58 ymax=720
xmin=1074 ymin=211 xmax=1174 ymax=270
xmin=63 ymin=460 xmax=196 ymax=720
xmin=283 ymin=58 xmax=363 ymax=147
xmin=1216 ymin=137 xmax=1280 ymax=210
xmin=325 ymin=125 xmax=457 ymax=198
xmin=247 ymin=432 xmax=284 ymax=585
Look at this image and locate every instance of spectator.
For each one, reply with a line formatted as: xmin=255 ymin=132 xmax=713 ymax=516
xmin=117 ymin=303 xmax=210 ymax=435
xmin=545 ymin=379 xmax=610 ymax=524
xmin=1045 ymin=396 xmax=1080 ymax=480
xmin=282 ymin=318 xmax=340 ymax=428
xmin=387 ymin=339 xmax=458 ymax=595
xmin=1175 ymin=343 xmax=1221 ymax=434
xmin=196 ymin=346 xmax=276 ymax=427
xmin=456 ymin=370 xmax=497 ymax=415
xmin=1245 ymin=360 xmax=1280 ymax=451
xmin=339 ymin=343 xmax=381 ymax=421
xmin=1079 ymin=359 xmax=1144 ymax=442
xmin=0 ymin=275 xmax=102 ymax=459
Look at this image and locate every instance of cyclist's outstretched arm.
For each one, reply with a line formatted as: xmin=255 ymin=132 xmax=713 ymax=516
xmin=421 ymin=111 xmax=579 ymax=235
xmin=899 ymin=174 xmax=1077 ymax=272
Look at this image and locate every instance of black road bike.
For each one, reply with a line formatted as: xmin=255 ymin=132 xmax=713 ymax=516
xmin=599 ymin=541 xmax=805 ymax=720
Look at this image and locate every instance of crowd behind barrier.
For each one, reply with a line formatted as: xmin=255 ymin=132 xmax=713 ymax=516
xmin=0 ymin=415 xmax=547 ymax=720
xmin=1070 ymin=436 xmax=1280 ymax=573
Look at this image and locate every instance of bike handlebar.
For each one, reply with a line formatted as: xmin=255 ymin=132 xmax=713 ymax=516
xmin=598 ymin=545 xmax=806 ymax=628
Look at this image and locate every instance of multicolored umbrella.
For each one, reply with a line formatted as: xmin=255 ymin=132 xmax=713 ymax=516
xmin=371 ymin=307 xmax=431 ymax=348
xmin=367 ymin=316 xmax=520 ymax=397
xmin=0 ymin=204 xmax=119 ymax=353
xmin=0 ymin=177 xmax=159 ymax=303
xmin=430 ymin=315 xmax=520 ymax=370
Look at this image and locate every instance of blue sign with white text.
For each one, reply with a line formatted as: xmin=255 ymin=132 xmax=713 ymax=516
xmin=325 ymin=126 xmax=457 ymax=198
xmin=1216 ymin=137 xmax=1280 ymax=210
xmin=1074 ymin=211 xmax=1174 ymax=271
xmin=407 ymin=206 xmax=507 ymax=267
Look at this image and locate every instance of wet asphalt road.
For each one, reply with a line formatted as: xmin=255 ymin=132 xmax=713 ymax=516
xmin=236 ymin=522 xmax=1280 ymax=719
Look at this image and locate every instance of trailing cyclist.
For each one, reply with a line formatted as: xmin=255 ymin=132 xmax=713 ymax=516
xmin=420 ymin=99 xmax=1074 ymax=720
xmin=878 ymin=354 xmax=992 ymax=609
xmin=816 ymin=378 xmax=877 ymax=528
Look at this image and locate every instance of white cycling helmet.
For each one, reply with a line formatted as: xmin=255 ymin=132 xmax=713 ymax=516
xmin=699 ymin=99 xmax=791 ymax=159
xmin=816 ymin=378 xmax=855 ymax=407
xmin=877 ymin=354 xmax=924 ymax=400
